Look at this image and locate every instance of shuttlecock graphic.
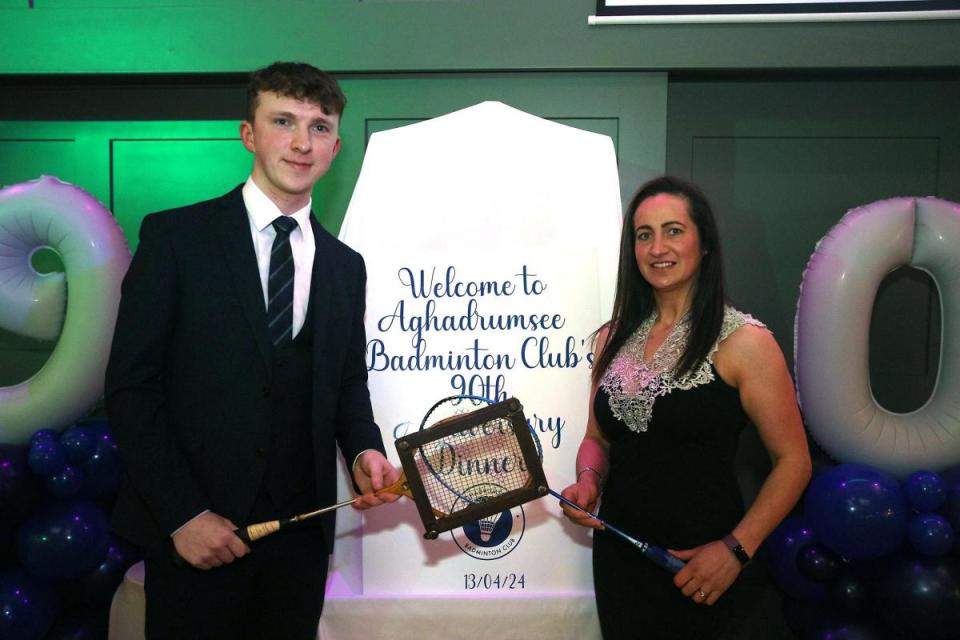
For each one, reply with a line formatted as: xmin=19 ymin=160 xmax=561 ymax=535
xmin=478 ymin=510 xmax=505 ymax=542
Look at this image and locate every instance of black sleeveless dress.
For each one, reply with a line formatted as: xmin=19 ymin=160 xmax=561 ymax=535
xmin=592 ymin=370 xmax=750 ymax=639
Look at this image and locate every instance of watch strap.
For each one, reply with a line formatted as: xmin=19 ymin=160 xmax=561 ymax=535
xmin=722 ymin=533 xmax=751 ymax=566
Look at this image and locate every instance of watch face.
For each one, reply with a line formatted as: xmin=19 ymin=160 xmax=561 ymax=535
xmin=732 ymin=545 xmax=750 ymax=565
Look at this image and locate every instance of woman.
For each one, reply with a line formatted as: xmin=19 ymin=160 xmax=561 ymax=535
xmin=561 ymin=176 xmax=811 ymax=639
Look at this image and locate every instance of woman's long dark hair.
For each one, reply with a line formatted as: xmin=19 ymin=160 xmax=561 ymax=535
xmin=592 ymin=176 xmax=727 ymax=384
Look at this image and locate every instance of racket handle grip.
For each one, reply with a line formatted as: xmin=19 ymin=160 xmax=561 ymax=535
xmin=235 ymin=526 xmax=253 ymax=546
xmin=602 ymin=521 xmax=685 ymax=575
xmin=236 ymin=520 xmax=281 ymax=544
xmin=551 ymin=489 xmax=685 ymax=575
xmin=642 ymin=545 xmax=686 ymax=574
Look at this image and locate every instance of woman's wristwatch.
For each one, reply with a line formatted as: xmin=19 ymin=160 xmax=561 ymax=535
xmin=722 ymin=533 xmax=751 ymax=566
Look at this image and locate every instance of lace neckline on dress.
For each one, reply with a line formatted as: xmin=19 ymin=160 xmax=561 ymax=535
xmin=599 ymin=306 xmax=763 ymax=433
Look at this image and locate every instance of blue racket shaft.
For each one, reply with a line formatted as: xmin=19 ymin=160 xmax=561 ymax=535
xmin=551 ymin=490 xmax=685 ymax=574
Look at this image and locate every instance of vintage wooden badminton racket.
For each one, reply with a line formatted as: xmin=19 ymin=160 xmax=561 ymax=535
xmin=400 ymin=394 xmax=685 ymax=575
xmin=393 ymin=395 xmax=550 ymax=540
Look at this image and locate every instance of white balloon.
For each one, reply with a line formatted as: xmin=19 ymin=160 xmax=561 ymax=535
xmin=0 ymin=176 xmax=131 ymax=444
xmin=795 ymin=196 xmax=960 ymax=478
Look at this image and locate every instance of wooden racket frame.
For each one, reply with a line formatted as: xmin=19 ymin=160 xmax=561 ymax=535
xmin=394 ymin=396 xmax=549 ymax=539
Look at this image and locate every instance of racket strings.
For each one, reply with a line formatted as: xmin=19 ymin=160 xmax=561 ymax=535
xmin=413 ymin=414 xmax=534 ymax=517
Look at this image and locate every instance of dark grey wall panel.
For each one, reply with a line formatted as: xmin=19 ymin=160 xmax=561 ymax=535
xmin=667 ymin=76 xmax=959 ymax=410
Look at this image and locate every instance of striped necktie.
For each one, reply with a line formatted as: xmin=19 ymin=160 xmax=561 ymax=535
xmin=267 ymin=216 xmax=298 ymax=347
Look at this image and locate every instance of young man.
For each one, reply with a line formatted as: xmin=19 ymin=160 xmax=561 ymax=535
xmin=106 ymin=61 xmax=399 ymax=639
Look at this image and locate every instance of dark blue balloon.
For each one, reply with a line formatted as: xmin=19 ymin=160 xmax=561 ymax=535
xmin=0 ymin=569 xmax=58 ymax=640
xmin=79 ymin=431 xmax=120 ymax=501
xmin=61 ymin=535 xmax=139 ymax=610
xmin=781 ymin=598 xmax=882 ymax=640
xmin=781 ymin=597 xmax=828 ymax=638
xmin=803 ymin=619 xmax=886 ymax=640
xmin=832 ymin=570 xmax=869 ymax=613
xmin=58 ymin=426 xmax=96 ymax=466
xmin=0 ymin=444 xmax=43 ymax=534
xmin=907 ymin=513 xmax=955 ymax=557
xmin=28 ymin=429 xmax=58 ymax=446
xmin=27 ymin=438 xmax=66 ymax=477
xmin=805 ymin=464 xmax=907 ymax=560
xmin=75 ymin=419 xmax=110 ymax=438
xmin=941 ymin=466 xmax=960 ymax=533
xmin=797 ymin=542 xmax=844 ymax=583
xmin=0 ymin=528 xmax=17 ymax=569
xmin=46 ymin=465 xmax=84 ymax=499
xmin=763 ymin=514 xmax=831 ymax=601
xmin=872 ymin=552 xmax=960 ymax=640
xmin=903 ymin=470 xmax=947 ymax=512
xmin=42 ymin=617 xmax=108 ymax=640
xmin=16 ymin=500 xmax=110 ymax=582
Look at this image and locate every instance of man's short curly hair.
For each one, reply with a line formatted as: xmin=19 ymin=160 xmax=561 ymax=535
xmin=246 ymin=61 xmax=346 ymax=122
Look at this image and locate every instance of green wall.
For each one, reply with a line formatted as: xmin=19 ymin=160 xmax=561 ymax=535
xmin=0 ymin=71 xmax=667 ymax=386
xmin=1 ymin=0 xmax=959 ymax=74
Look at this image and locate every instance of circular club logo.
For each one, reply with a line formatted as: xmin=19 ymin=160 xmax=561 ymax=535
xmin=450 ymin=482 xmax=525 ymax=560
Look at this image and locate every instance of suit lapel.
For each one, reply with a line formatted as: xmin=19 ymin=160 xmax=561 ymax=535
xmin=215 ymin=187 xmax=273 ymax=371
xmin=308 ymin=216 xmax=332 ymax=345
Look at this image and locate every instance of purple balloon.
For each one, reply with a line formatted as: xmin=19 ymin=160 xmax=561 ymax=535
xmin=903 ymin=470 xmax=947 ymax=512
xmin=763 ymin=514 xmax=831 ymax=601
xmin=0 ymin=569 xmax=58 ymax=640
xmin=805 ymin=464 xmax=907 ymax=560
xmin=16 ymin=500 xmax=110 ymax=582
xmin=907 ymin=513 xmax=955 ymax=557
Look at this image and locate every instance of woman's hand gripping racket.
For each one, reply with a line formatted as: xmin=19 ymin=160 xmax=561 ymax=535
xmin=400 ymin=394 xmax=685 ymax=575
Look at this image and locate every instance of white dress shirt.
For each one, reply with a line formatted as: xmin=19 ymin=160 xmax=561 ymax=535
xmin=242 ymin=177 xmax=315 ymax=338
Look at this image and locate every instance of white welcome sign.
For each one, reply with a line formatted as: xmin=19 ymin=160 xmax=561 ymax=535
xmin=324 ymin=102 xmax=621 ymax=639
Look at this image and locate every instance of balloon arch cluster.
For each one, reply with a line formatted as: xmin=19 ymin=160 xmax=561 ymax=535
xmin=770 ymin=197 xmax=960 ymax=640
xmin=0 ymin=424 xmax=137 ymax=640
xmin=0 ymin=178 xmax=134 ymax=640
